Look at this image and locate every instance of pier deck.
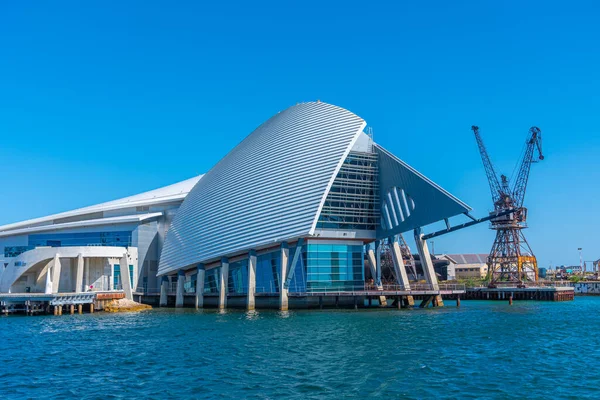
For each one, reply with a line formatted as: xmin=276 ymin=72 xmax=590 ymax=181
xmin=464 ymin=286 xmax=574 ymax=301
xmin=0 ymin=291 xmax=126 ymax=315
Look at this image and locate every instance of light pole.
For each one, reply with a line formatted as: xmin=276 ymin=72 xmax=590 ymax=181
xmin=430 ymin=240 xmax=435 ymax=256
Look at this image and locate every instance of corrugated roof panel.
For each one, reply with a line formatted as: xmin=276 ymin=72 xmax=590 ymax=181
xmin=158 ymin=102 xmax=366 ymax=274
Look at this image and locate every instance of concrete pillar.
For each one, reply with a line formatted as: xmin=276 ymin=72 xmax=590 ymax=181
xmin=247 ymin=251 xmax=257 ymax=310
xmin=44 ymin=260 xmax=54 ymax=294
xmin=390 ymin=235 xmax=414 ymax=306
xmin=107 ymin=258 xmax=114 ymax=291
xmin=218 ymin=258 xmax=229 ymax=310
xmin=70 ymin=304 xmax=74 ymax=315
xmin=89 ymin=303 xmax=94 ymax=313
xmin=78 ymin=304 xmax=83 ymax=314
xmin=75 ymin=254 xmax=84 ymax=293
xmin=414 ymin=228 xmax=439 ymax=291
xmin=159 ymin=276 xmax=169 ymax=307
xmin=367 ymin=242 xmax=386 ymax=306
xmin=120 ymin=255 xmax=133 ymax=300
xmin=366 ymin=245 xmax=378 ymax=288
xmin=175 ymin=270 xmax=185 ymax=308
xmin=279 ymin=242 xmax=289 ymax=311
xmin=195 ymin=264 xmax=205 ymax=309
xmin=84 ymin=258 xmax=90 ymax=291
xmin=375 ymin=240 xmax=382 ymax=288
xmin=51 ymin=254 xmax=62 ymax=294
xmin=390 ymin=236 xmax=411 ymax=290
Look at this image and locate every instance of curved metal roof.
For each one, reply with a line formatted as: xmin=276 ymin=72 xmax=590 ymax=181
xmin=0 ymin=175 xmax=202 ymax=234
xmin=158 ymin=102 xmax=366 ymax=274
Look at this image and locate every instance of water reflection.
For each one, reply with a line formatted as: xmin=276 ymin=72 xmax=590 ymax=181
xmin=244 ymin=310 xmax=260 ymax=320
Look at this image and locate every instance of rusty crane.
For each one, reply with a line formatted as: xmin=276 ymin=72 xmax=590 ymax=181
xmin=472 ymin=126 xmax=544 ymax=287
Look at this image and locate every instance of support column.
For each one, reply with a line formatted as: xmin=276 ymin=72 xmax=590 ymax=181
xmin=175 ymin=270 xmax=185 ymax=308
xmin=107 ymin=258 xmax=114 ymax=291
xmin=159 ymin=276 xmax=169 ymax=307
xmin=414 ymin=228 xmax=443 ymax=307
xmin=366 ymin=244 xmax=379 ymax=288
xmin=195 ymin=264 xmax=205 ymax=309
xmin=247 ymin=251 xmax=257 ymax=310
xmin=414 ymin=228 xmax=439 ymax=291
xmin=218 ymin=258 xmax=229 ymax=310
xmin=120 ymin=254 xmax=133 ymax=300
xmin=75 ymin=254 xmax=84 ymax=293
xmin=367 ymin=241 xmax=387 ymax=306
xmin=375 ymin=240 xmax=382 ymax=288
xmin=279 ymin=242 xmax=289 ymax=311
xmin=84 ymin=258 xmax=90 ymax=291
xmin=390 ymin=235 xmax=414 ymax=306
xmin=44 ymin=259 xmax=54 ymax=294
xmin=51 ymin=254 xmax=62 ymax=294
xmin=390 ymin=236 xmax=412 ymax=290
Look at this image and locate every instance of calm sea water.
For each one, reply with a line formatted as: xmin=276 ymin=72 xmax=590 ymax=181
xmin=2 ymin=297 xmax=600 ymax=399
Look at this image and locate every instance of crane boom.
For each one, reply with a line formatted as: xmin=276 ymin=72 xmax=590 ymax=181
xmin=511 ymin=127 xmax=544 ymax=208
xmin=472 ymin=126 xmax=503 ymax=206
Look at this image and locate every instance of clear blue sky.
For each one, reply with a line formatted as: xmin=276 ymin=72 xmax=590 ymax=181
xmin=1 ymin=1 xmax=598 ymax=268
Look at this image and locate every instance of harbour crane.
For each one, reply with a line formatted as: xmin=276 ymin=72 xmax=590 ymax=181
xmin=381 ymin=234 xmax=418 ymax=283
xmin=472 ymin=126 xmax=544 ymax=287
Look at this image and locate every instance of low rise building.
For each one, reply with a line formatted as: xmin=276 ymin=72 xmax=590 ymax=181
xmin=439 ymin=254 xmax=489 ymax=280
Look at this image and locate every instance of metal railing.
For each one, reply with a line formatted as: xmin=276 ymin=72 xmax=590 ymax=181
xmin=133 ymin=282 xmax=467 ymax=296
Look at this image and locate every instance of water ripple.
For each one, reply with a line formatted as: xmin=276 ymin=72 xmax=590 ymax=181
xmin=2 ymin=299 xmax=600 ymax=398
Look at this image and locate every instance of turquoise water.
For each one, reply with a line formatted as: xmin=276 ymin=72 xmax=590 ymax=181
xmin=2 ymin=298 xmax=600 ymax=399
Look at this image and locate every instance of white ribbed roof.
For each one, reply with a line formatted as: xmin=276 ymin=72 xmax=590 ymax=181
xmin=158 ymin=102 xmax=366 ymax=274
xmin=0 ymin=175 xmax=202 ymax=234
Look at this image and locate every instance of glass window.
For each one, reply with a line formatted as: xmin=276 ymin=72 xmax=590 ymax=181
xmin=228 ymin=259 xmax=248 ymax=294
xmin=4 ymin=246 xmax=32 ymax=258
xmin=113 ymin=264 xmax=134 ymax=289
xmin=305 ymin=243 xmax=365 ymax=292
xmin=204 ymin=268 xmax=220 ymax=294
xmin=29 ymin=231 xmax=132 ymax=248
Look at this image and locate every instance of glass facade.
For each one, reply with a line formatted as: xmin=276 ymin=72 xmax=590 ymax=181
xmin=287 ymin=243 xmax=307 ymax=293
xmin=113 ymin=264 xmax=134 ymax=289
xmin=4 ymin=246 xmax=32 ymax=258
xmin=193 ymin=243 xmax=364 ymax=295
xmin=185 ymin=273 xmax=197 ymax=293
xmin=317 ymin=151 xmax=380 ymax=231
xmin=228 ymin=259 xmax=248 ymax=294
xmin=29 ymin=231 xmax=132 ymax=248
xmin=303 ymin=243 xmax=364 ymax=292
xmin=204 ymin=268 xmax=220 ymax=294
xmin=256 ymin=252 xmax=280 ymax=293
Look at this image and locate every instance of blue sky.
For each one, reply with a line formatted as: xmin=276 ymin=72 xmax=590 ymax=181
xmin=1 ymin=1 xmax=598 ymax=268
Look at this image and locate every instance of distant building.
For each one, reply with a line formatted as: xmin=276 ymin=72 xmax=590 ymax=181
xmin=438 ymin=254 xmax=489 ymax=280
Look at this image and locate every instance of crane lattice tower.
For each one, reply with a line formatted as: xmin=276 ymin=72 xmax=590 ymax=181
xmin=472 ymin=126 xmax=544 ymax=287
